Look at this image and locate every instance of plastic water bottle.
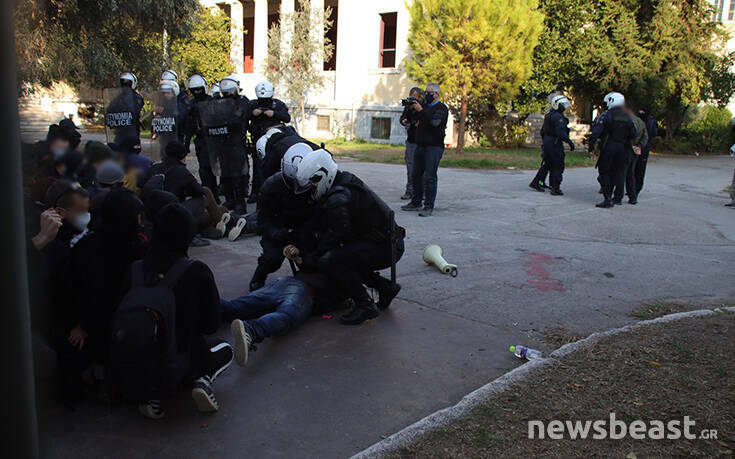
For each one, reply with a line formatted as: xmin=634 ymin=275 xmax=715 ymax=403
xmin=509 ymin=345 xmax=542 ymax=360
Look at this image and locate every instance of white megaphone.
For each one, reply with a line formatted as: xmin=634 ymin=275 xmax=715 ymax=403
xmin=422 ymin=244 xmax=458 ymax=277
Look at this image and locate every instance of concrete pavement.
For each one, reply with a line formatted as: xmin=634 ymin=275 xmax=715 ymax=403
xmin=36 ymin=151 xmax=735 ymax=458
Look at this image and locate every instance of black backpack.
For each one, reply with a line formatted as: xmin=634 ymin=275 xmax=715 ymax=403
xmin=110 ymin=258 xmax=192 ymax=402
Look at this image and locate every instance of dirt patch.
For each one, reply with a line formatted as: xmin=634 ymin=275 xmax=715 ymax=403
xmin=628 ymin=301 xmax=702 ymax=320
xmin=390 ymin=311 xmax=735 ymax=458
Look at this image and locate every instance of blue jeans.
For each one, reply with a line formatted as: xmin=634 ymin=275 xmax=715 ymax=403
xmin=410 ymin=145 xmax=444 ymax=209
xmin=219 ymin=277 xmax=313 ymax=342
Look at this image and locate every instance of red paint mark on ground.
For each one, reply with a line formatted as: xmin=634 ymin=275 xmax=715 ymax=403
xmin=522 ymin=253 xmax=566 ymax=292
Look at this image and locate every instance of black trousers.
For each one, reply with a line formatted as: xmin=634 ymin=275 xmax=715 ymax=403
xmin=635 ymin=150 xmax=649 ymax=195
xmin=597 ymin=145 xmax=627 ymax=199
xmin=195 ymin=140 xmax=218 ymax=195
xmin=251 ymin=236 xmax=287 ymax=285
xmin=547 ymin=148 xmax=565 ymax=188
xmin=532 ymin=159 xmax=549 ymax=186
xmin=613 ymin=154 xmax=638 ymax=202
xmin=316 ymin=238 xmax=405 ymax=303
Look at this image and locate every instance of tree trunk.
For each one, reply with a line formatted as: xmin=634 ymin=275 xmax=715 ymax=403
xmin=457 ymin=95 xmax=468 ymax=154
xmin=162 ymin=26 xmax=168 ymax=67
xmin=300 ymin=97 xmax=305 ymax=134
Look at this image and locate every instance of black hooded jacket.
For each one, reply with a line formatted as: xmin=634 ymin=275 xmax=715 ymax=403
xmin=121 ymin=203 xmax=220 ymax=352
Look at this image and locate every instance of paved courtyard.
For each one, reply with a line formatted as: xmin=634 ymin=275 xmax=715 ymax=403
xmin=35 ymin=148 xmax=735 ymax=458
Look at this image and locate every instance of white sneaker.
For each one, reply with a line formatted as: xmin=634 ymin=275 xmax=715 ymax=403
xmin=191 ymin=377 xmax=219 ymax=412
xmin=215 ymin=213 xmax=231 ymax=235
xmin=227 ymin=218 xmax=247 ymax=241
xmin=231 ymin=319 xmax=253 ymax=367
xmin=138 ymin=400 xmax=166 ymax=419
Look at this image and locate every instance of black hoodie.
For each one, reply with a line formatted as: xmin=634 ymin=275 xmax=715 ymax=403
xmin=125 ymin=203 xmax=220 ymax=352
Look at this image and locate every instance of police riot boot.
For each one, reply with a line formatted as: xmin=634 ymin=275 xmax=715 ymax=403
xmin=612 ymin=198 xmax=622 ymax=205
xmin=233 ymin=176 xmax=248 ymax=215
xmin=221 ymin=178 xmax=236 ymax=210
xmin=550 ymin=187 xmax=564 ymax=196
xmin=529 ymin=181 xmax=545 ymax=192
xmin=596 ymin=195 xmax=614 ymax=208
xmin=340 ymin=299 xmax=380 ymax=325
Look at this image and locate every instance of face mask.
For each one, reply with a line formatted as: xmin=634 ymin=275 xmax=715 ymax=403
xmin=424 ymin=93 xmax=434 ymax=105
xmin=52 ymin=148 xmax=66 ymax=160
xmin=72 ymin=212 xmax=91 ymax=232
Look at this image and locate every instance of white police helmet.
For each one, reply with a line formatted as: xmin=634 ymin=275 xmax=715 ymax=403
xmin=256 ymin=126 xmax=286 ymax=160
xmin=120 ymin=72 xmax=138 ymax=90
xmin=604 ymin=92 xmax=625 ymax=110
xmin=159 ymin=79 xmax=180 ymax=97
xmin=161 ymin=69 xmax=179 ymax=82
xmin=211 ymin=83 xmax=221 ymax=97
xmin=186 ymin=74 xmax=208 ymax=92
xmin=281 ymin=143 xmax=314 ymax=189
xmin=219 ymin=76 xmax=240 ymax=96
xmin=293 ymin=149 xmax=337 ymax=200
xmin=551 ymin=95 xmax=571 ymax=111
xmin=255 ymin=80 xmax=274 ymax=99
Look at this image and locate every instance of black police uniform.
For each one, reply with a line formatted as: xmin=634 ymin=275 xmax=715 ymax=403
xmin=588 ymin=107 xmax=637 ymax=207
xmin=301 ymin=171 xmax=405 ymax=323
xmin=250 ymin=172 xmax=316 ymax=290
xmin=184 ymin=92 xmax=218 ymax=197
xmin=531 ymin=109 xmax=572 ymax=193
xmin=248 ymin=98 xmax=291 ymax=198
xmin=261 ymin=127 xmax=319 ymax=181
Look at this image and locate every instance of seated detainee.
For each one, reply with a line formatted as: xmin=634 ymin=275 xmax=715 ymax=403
xmin=139 ymin=141 xmax=225 ymax=246
xmin=55 ymin=188 xmax=147 ymax=404
xmin=114 ymin=203 xmax=232 ymax=419
xmin=223 ymin=272 xmax=350 ymax=367
xmin=289 ymin=151 xmax=405 ymax=325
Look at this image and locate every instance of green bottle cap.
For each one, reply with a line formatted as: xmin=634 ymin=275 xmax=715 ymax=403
xmin=509 ymin=345 xmax=515 ymax=352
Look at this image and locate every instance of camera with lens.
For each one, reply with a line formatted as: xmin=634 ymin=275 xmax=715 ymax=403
xmin=401 ymin=96 xmax=420 ymax=107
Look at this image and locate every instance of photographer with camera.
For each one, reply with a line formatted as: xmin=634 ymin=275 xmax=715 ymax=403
xmin=400 ymin=82 xmax=448 ymax=217
xmin=399 ymin=87 xmax=423 ymax=200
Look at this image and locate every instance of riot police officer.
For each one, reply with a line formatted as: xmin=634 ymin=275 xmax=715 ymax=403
xmin=248 ymin=81 xmax=291 ymax=201
xmin=184 ymin=74 xmax=219 ymax=201
xmin=104 ymin=72 xmax=144 ymax=149
xmin=249 ymin=144 xmax=317 ymax=291
xmin=288 ymin=151 xmax=405 ymax=325
xmin=211 ymin=83 xmax=222 ymax=99
xmin=161 ymin=70 xmax=191 ymax=127
xmin=588 ymin=92 xmax=637 ymax=208
xmin=255 ymin=124 xmax=320 ymax=182
xmin=206 ymin=75 xmax=249 ymax=213
xmin=530 ymin=95 xmax=574 ymax=195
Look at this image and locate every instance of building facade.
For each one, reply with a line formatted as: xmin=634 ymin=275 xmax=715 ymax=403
xmin=711 ymin=0 xmax=735 ymax=114
xmin=200 ymin=0 xmax=455 ymax=145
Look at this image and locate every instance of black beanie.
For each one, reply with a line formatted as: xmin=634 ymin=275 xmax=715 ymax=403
xmin=151 ymin=202 xmax=194 ymax=252
xmin=46 ymin=124 xmax=65 ymax=143
xmin=165 ymin=141 xmax=189 ymax=160
xmin=99 ymin=188 xmax=144 ymax=236
xmin=143 ymin=189 xmax=178 ymax=221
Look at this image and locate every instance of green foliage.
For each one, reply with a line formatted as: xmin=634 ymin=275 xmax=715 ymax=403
xmin=705 ymin=52 xmax=735 ymax=109
xmin=680 ymin=105 xmax=733 ymax=153
xmin=169 ymin=8 xmax=234 ymax=87
xmin=406 ymin=0 xmax=544 ymax=152
xmin=265 ymin=3 xmax=334 ymax=133
xmin=496 ymin=124 xmax=530 ymax=149
xmin=14 ymin=0 xmax=200 ymax=90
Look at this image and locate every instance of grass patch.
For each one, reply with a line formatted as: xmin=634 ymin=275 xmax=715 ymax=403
xmin=391 ymin=310 xmax=735 ymax=458
xmin=541 ymin=326 xmax=584 ymax=347
xmin=322 ymin=140 xmax=596 ymax=170
xmin=629 ymin=301 xmax=699 ymax=320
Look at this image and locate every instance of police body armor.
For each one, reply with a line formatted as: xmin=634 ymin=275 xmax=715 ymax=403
xmin=608 ymin=109 xmax=633 ymax=146
xmin=103 ymin=87 xmax=140 ymax=145
xmin=150 ymin=90 xmax=180 ymax=161
xmin=541 ymin=110 xmax=569 ymax=146
xmin=198 ymin=98 xmax=248 ymax=178
xmin=325 ymin=171 xmax=403 ymax=243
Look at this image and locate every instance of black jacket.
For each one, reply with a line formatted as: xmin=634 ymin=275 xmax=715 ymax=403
xmin=306 ymin=171 xmax=397 ymax=261
xmin=248 ymin=98 xmax=291 ymax=140
xmin=257 ymin=172 xmax=316 ymax=242
xmin=140 ymin=158 xmax=204 ymax=201
xmin=400 ymin=105 xmax=419 ymax=144
xmin=415 ymin=101 xmax=449 ymax=147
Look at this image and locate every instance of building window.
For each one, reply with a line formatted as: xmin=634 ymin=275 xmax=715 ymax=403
xmin=317 ymin=115 xmax=330 ymax=131
xmin=324 ymin=0 xmax=338 ymax=71
xmin=729 ymin=0 xmax=735 ymax=20
xmin=371 ymin=117 xmax=391 ymax=140
xmin=379 ymin=12 xmax=397 ymax=68
xmin=714 ymin=0 xmax=725 ymax=21
xmin=243 ymin=15 xmax=255 ymax=73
